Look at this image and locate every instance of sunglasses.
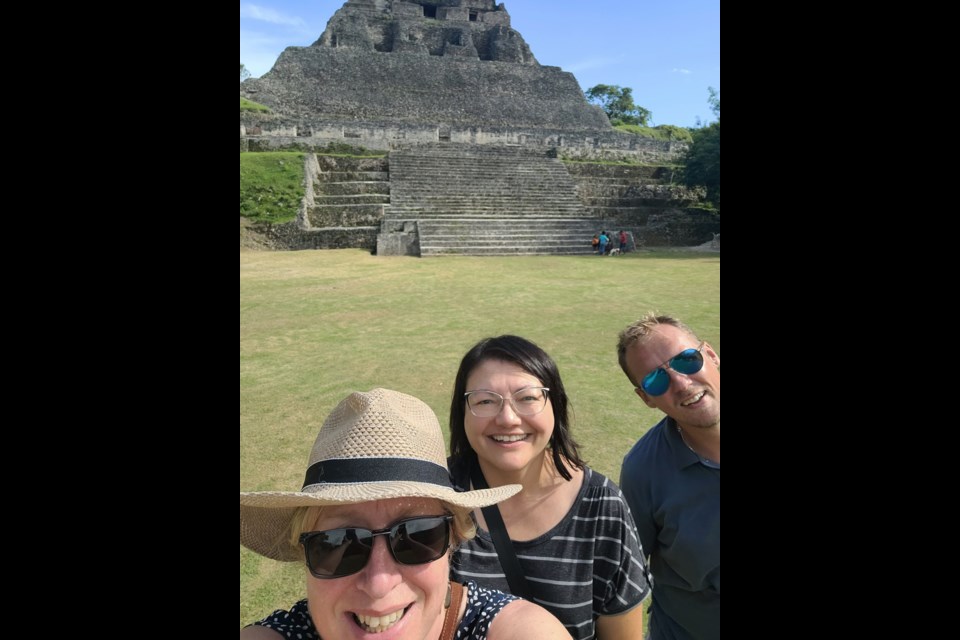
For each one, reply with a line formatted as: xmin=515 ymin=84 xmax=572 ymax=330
xmin=298 ymin=515 xmax=453 ymax=579
xmin=639 ymin=342 xmax=705 ymax=396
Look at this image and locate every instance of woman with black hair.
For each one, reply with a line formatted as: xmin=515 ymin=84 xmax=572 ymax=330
xmin=448 ymin=336 xmax=650 ymax=640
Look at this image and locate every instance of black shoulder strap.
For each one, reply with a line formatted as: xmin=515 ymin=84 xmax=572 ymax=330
xmin=470 ymin=464 xmax=533 ymax=600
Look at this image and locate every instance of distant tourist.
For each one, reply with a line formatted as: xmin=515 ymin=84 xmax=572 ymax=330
xmin=619 ymin=230 xmax=628 ymax=253
xmin=591 ymin=234 xmax=599 ymax=254
xmin=598 ymin=231 xmax=609 ymax=256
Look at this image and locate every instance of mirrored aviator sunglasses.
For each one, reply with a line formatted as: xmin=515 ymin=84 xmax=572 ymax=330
xmin=298 ymin=515 xmax=453 ymax=579
xmin=640 ymin=342 xmax=706 ymax=396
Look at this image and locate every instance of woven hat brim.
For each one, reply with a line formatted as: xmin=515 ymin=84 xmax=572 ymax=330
xmin=240 ymin=482 xmax=521 ymax=561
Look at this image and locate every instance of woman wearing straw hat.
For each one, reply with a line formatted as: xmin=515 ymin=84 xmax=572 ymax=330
xmin=240 ymin=388 xmax=569 ymax=640
xmin=447 ymin=336 xmax=649 ymax=639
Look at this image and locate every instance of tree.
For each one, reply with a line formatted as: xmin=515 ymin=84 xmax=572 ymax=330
xmin=707 ymin=86 xmax=720 ymax=118
xmin=584 ymin=84 xmax=651 ymax=127
xmin=240 ymin=63 xmax=251 ymax=83
xmin=682 ymin=88 xmax=720 ymax=207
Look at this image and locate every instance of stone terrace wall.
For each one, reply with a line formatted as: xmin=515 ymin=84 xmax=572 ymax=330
xmin=240 ymin=116 xmax=685 ymax=163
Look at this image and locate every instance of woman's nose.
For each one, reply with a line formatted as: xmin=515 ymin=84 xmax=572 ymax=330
xmin=496 ymin=399 xmax=522 ymax=422
xmin=356 ymin=535 xmax=403 ymax=598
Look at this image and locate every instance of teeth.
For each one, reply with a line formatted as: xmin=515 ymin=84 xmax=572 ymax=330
xmin=355 ymin=609 xmax=404 ymax=633
xmin=681 ymin=392 xmax=705 ymax=407
xmin=492 ymin=434 xmax=526 ymax=442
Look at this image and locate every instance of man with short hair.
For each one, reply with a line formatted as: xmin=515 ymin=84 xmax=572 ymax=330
xmin=617 ymin=314 xmax=720 ymax=640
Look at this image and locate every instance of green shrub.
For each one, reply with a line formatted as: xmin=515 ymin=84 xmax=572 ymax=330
xmin=613 ymin=124 xmax=693 ymax=142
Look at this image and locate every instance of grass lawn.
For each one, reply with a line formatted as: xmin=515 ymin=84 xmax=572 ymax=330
xmin=240 ymin=248 xmax=720 ymax=627
xmin=240 ymin=152 xmax=305 ymax=224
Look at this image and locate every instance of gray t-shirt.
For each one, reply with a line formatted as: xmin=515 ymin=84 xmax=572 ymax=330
xmin=450 ymin=463 xmax=650 ymax=639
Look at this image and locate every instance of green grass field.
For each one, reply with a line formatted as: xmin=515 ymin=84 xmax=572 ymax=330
xmin=240 ymin=248 xmax=720 ymax=627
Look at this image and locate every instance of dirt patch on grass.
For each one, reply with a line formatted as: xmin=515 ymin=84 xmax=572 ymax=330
xmin=240 ymin=217 xmax=276 ymax=250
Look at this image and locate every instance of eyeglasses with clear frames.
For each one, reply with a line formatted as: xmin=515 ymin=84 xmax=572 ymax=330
xmin=464 ymin=387 xmax=550 ymax=418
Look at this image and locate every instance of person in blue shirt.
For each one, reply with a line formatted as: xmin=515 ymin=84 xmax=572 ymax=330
xmin=598 ymin=231 xmax=609 ymax=255
xmin=617 ymin=314 xmax=720 ymax=640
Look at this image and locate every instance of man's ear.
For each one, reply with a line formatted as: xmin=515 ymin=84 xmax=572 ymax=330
xmin=703 ymin=342 xmax=720 ymax=368
xmin=634 ymin=387 xmax=658 ymax=408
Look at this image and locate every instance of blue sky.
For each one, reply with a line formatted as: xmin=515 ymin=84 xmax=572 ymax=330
xmin=240 ymin=1 xmax=720 ymax=128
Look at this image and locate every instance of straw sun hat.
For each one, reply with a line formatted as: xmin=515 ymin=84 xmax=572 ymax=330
xmin=240 ymin=388 xmax=521 ymax=561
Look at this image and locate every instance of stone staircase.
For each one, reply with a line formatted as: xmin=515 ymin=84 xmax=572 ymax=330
xmin=563 ymin=162 xmax=720 ymax=247
xmin=416 ymin=217 xmax=600 ymax=256
xmin=384 ymin=144 xmax=598 ymax=256
xmin=563 ymin=164 xmax=696 ymax=224
xmin=308 ymin=156 xmax=391 ymax=229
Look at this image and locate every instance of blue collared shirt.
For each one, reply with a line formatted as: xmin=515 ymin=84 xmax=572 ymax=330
xmin=620 ymin=416 xmax=720 ymax=640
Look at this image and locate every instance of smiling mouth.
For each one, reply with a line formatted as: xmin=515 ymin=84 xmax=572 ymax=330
xmin=354 ymin=607 xmax=407 ymax=633
xmin=490 ymin=434 xmax=528 ymax=443
xmin=680 ymin=391 xmax=705 ymax=407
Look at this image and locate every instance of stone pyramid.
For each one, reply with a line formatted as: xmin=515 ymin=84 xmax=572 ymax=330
xmin=241 ymin=0 xmax=620 ymax=146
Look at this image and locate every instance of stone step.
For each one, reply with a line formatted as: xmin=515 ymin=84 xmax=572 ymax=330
xmin=317 ymin=171 xmax=390 ymax=181
xmin=391 ymin=192 xmax=580 ymax=199
xmin=574 ymin=184 xmax=671 ymax=197
xmin=308 ymin=203 xmax=387 ymax=227
xmin=314 ymin=194 xmax=391 ymax=205
xmin=393 ymin=215 xmax=586 ymax=220
xmin=393 ymin=145 xmax=550 ymax=158
xmin=420 ymin=246 xmax=597 ymax=256
xmin=391 ymin=178 xmax=576 ymax=184
xmin=415 ymin=217 xmax=600 ymax=225
xmin=314 ymin=181 xmax=391 ymax=196
xmin=422 ymin=229 xmax=600 ymax=236
xmin=584 ymin=206 xmax=674 ymax=218
xmin=563 ymin=164 xmax=674 ymax=180
xmin=389 ymin=215 xmax=598 ymax=221
xmin=391 ymin=212 xmax=585 ymax=218
xmin=308 ymin=204 xmax=388 ymax=228
xmin=390 ymin=171 xmax=572 ymax=179
xmin=391 ymin=180 xmax=574 ymax=187
xmin=390 ymin=189 xmax=582 ymax=196
xmin=391 ymin=190 xmax=580 ymax=196
xmin=315 ymin=156 xmax=389 ymax=172
xmin=394 ymin=184 xmax=575 ymax=189
xmin=423 ymin=237 xmax=598 ymax=244
xmin=580 ymin=197 xmax=682 ymax=207
xmin=391 ymin=164 xmax=569 ymax=171
xmin=570 ymin=174 xmax=672 ymax=182
xmin=391 ymin=209 xmax=586 ymax=215
xmin=389 ymin=178 xmax=575 ymax=186
xmin=390 ymin=197 xmax=583 ymax=202
xmin=391 ymin=208 xmax=585 ymax=214
xmin=311 ymin=203 xmax=389 ymax=210
xmin=389 ymin=204 xmax=583 ymax=210
xmin=422 ymin=222 xmax=599 ymax=229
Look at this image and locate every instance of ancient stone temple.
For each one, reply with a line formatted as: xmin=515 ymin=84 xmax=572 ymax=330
xmin=240 ymin=0 xmax=718 ymax=255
